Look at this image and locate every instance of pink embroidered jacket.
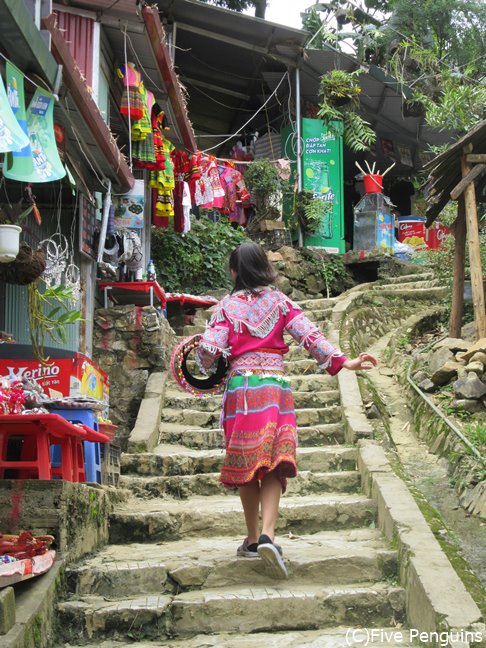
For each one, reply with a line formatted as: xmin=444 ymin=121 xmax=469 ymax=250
xmin=196 ymin=287 xmax=347 ymax=376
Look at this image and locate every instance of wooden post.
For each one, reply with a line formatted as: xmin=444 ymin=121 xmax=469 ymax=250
xmin=461 ymin=145 xmax=486 ymax=339
xmin=449 ymin=196 xmax=467 ymax=338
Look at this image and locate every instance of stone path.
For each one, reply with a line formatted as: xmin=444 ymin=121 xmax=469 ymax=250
xmin=57 ymin=282 xmax=445 ymax=647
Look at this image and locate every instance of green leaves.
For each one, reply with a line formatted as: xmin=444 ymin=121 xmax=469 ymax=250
xmin=151 ymin=217 xmax=247 ymax=294
xmin=28 ymin=280 xmax=82 ymax=363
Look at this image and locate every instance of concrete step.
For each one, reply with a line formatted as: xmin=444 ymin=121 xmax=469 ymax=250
xmin=67 ymin=626 xmax=420 ymax=647
xmin=58 ymin=582 xmax=404 ymax=640
xmin=67 ymin=530 xmax=396 ymax=598
xmin=162 ymin=388 xmax=340 ymax=412
xmin=158 ymin=422 xmax=345 ymax=450
xmin=160 ymin=405 xmax=342 ymax=430
xmin=119 ymin=469 xmax=360 ymax=499
xmin=108 ymin=493 xmax=377 ymax=543
xmin=121 ymin=444 xmax=355 ymax=477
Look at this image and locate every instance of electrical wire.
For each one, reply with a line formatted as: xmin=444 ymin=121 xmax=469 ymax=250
xmin=202 ymin=71 xmax=289 ymax=154
xmin=125 ymin=31 xmax=166 ymax=94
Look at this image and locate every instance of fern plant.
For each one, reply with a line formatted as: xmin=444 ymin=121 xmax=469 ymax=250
xmin=317 ymin=69 xmax=376 ymax=152
xmin=294 ymin=191 xmax=332 ymax=234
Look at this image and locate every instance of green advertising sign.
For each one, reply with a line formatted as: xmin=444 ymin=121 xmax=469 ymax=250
xmin=4 ymin=61 xmax=35 ymax=179
xmin=4 ymin=84 xmax=65 ymax=183
xmin=302 ymin=118 xmax=344 ymax=253
xmin=0 ymin=68 xmax=29 ymax=153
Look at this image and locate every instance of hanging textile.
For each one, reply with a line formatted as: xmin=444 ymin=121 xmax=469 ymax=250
xmin=117 ymin=63 xmax=144 ymax=121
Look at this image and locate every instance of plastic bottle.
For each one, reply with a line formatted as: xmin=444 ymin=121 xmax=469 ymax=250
xmin=147 ymin=260 xmax=156 ymax=281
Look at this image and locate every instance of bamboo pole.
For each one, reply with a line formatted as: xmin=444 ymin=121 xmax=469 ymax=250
xmin=449 ymin=196 xmax=467 ymax=338
xmin=461 ymin=146 xmax=486 ymax=339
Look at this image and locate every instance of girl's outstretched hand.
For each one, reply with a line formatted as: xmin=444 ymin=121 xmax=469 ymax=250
xmin=343 ymin=353 xmax=378 ymax=371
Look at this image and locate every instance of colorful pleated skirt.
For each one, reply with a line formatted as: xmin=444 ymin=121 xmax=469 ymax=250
xmin=219 ymin=374 xmax=298 ymax=493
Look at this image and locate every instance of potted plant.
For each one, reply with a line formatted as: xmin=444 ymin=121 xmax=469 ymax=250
xmin=0 ymin=201 xmax=35 ymax=263
xmin=317 ymin=69 xmax=376 ymax=152
xmin=0 ymin=199 xmax=46 ymax=283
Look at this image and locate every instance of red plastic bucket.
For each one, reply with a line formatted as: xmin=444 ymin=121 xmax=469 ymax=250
xmin=363 ymin=174 xmax=383 ymax=193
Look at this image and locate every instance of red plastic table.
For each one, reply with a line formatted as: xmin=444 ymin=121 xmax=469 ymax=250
xmin=0 ymin=414 xmax=110 ymax=482
xmin=98 ymin=281 xmax=166 ymax=308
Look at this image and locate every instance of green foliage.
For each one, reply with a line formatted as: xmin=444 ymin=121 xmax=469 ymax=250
xmin=28 ymin=281 xmax=82 ymax=364
xmin=317 ymin=70 xmax=376 ymax=152
xmin=151 ymin=217 xmax=247 ymax=294
xmin=244 ymin=158 xmax=281 ymax=214
xmin=301 ymin=249 xmax=353 ymax=296
xmin=294 ymin=191 xmax=332 ymax=234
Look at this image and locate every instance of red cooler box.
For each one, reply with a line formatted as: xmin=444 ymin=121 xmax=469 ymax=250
xmin=0 ymin=347 xmax=109 ymax=408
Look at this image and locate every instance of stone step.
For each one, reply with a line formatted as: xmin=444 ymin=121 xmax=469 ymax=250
xmin=121 ymin=445 xmax=355 ymax=477
xmin=298 ymin=297 xmax=337 ymax=310
xmin=372 ymin=280 xmax=439 ymax=292
xmin=182 ymin=324 xmax=206 ymax=336
xmin=58 ymin=582 xmax=404 ymax=640
xmin=162 ymin=388 xmax=340 ymax=413
xmin=160 ymin=405 xmax=342 ymax=430
xmin=290 ymin=373 xmax=338 ymax=390
xmin=67 ymin=530 xmax=397 ymax=597
xmin=384 ymin=272 xmax=434 ymax=284
xmin=108 ymin=494 xmax=376 ymax=543
xmin=119 ymin=469 xmax=360 ymax=499
xmin=68 ymin=626 xmax=420 ymax=647
xmin=158 ymin=422 xmax=345 ymax=450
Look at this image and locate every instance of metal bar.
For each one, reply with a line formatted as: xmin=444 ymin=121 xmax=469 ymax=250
xmin=97 ymin=180 xmax=112 ymax=264
xmin=295 ymin=67 xmax=303 ymax=248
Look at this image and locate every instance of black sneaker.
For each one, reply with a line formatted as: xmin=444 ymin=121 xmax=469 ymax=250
xmin=257 ymin=534 xmax=288 ymax=579
xmin=236 ymin=538 xmax=259 ymax=558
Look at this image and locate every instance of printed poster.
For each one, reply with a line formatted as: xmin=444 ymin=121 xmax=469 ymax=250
xmin=301 ymin=118 xmax=345 ymax=253
xmin=0 ymin=67 xmax=29 ymax=152
xmin=396 ymin=144 xmax=413 ymax=167
xmin=114 ymin=179 xmax=145 ymax=228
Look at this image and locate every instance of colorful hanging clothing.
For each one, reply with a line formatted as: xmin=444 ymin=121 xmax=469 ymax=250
xmin=195 ymin=155 xmax=225 ymax=209
xmin=218 ymin=164 xmax=251 ymax=224
xmin=132 ymin=89 xmax=156 ymax=169
xmin=117 ymin=63 xmax=144 ymax=121
xmin=152 ymin=104 xmax=169 ymax=171
xmin=194 ymin=287 xmax=347 ymax=492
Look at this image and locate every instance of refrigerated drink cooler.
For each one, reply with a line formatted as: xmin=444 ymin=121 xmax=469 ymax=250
xmin=353 ymin=192 xmax=395 ymax=254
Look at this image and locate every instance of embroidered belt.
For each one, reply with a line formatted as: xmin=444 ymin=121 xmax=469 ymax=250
xmin=229 ymin=351 xmax=285 ymax=377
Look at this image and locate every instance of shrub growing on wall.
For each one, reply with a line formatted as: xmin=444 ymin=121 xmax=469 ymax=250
xmin=151 ymin=217 xmax=247 ymax=294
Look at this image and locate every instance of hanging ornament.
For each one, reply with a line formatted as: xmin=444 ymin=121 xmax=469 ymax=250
xmin=64 ymin=262 xmax=81 ymax=307
xmin=40 ymin=233 xmax=68 ymax=287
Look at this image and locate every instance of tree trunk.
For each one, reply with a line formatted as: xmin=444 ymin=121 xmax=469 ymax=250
xmin=254 ymin=0 xmax=267 ymax=18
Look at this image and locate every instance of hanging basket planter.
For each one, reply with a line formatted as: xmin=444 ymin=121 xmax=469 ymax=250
xmin=0 ymin=243 xmax=46 ymax=285
xmin=0 ymin=224 xmax=22 ymax=263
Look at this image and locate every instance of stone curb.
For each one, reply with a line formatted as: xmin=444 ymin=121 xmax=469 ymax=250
xmin=357 ymin=440 xmax=485 ymax=648
xmin=0 ymin=559 xmax=64 ymax=648
xmin=128 ymin=372 xmax=168 ymax=453
xmin=329 ymin=289 xmax=485 ymax=648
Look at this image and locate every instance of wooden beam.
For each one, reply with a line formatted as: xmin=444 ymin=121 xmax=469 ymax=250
xmin=450 ymin=163 xmax=486 ymax=200
xmin=466 ymin=154 xmax=486 ymax=163
xmin=449 ymin=198 xmax=467 ymax=338
xmin=461 ymin=145 xmax=486 ymax=339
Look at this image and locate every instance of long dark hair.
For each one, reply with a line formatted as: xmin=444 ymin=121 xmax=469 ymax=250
xmin=229 ymin=242 xmax=278 ymax=294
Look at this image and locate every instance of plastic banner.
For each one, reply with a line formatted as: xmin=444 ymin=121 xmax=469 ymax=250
xmin=4 ymin=61 xmax=35 ymax=179
xmin=0 ymin=68 xmax=29 ymax=153
xmin=4 ymin=86 xmax=65 ymax=183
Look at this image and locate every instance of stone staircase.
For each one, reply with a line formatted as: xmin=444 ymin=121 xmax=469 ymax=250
xmin=55 ymin=289 xmax=433 ymax=647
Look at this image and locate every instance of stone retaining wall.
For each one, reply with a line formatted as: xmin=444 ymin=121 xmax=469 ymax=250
xmin=93 ymin=305 xmax=176 ymax=450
